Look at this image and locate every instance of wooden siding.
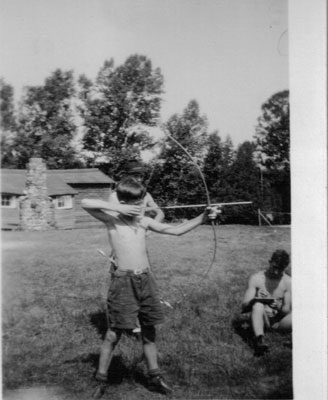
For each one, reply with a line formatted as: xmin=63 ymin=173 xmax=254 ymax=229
xmin=70 ymin=184 xmax=111 ymax=229
xmin=1 ymin=207 xmax=20 ymax=230
xmin=53 ymin=207 xmax=75 ymax=230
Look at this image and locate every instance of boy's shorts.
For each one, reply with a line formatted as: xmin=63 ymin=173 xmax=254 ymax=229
xmin=107 ymin=270 xmax=164 ymax=329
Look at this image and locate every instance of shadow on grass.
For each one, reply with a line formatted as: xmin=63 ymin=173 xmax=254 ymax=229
xmin=63 ymin=352 xmax=99 ymax=368
xmin=85 ymin=310 xmax=149 ymax=389
xmin=265 ymin=385 xmax=293 ymax=399
xmin=90 ymin=310 xmax=108 ymax=338
xmin=90 ymin=355 xmax=148 ymax=387
xmin=63 ymin=352 xmax=148 ymax=389
xmin=232 ymin=313 xmax=254 ymax=349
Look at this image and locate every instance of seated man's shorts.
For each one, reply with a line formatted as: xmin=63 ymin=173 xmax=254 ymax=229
xmin=263 ymin=305 xmax=284 ymax=327
xmin=107 ymin=271 xmax=164 ymax=329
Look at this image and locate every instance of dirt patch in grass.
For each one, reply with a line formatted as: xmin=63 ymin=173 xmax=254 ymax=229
xmin=3 ymin=386 xmax=65 ymax=400
xmin=1 ymin=241 xmax=37 ymax=250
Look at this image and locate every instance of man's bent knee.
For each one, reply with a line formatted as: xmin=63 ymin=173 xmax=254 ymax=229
xmin=252 ymin=302 xmax=265 ymax=313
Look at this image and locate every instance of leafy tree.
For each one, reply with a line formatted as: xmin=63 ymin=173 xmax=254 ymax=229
xmin=6 ymin=70 xmax=81 ymax=169
xmin=78 ymin=55 xmax=164 ymax=179
xmin=254 ymin=90 xmax=289 ymax=173
xmin=254 ymin=90 xmax=290 ymax=214
xmin=0 ymin=79 xmax=16 ymax=131
xmin=0 ymin=79 xmax=17 ymax=167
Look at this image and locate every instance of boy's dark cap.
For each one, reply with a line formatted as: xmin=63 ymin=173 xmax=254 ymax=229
xmin=125 ymin=160 xmax=146 ymax=174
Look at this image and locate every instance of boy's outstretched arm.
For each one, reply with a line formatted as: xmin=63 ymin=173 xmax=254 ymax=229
xmin=147 ymin=207 xmax=217 ymax=236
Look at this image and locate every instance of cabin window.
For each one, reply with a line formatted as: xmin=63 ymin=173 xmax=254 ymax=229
xmin=55 ymin=195 xmax=73 ymax=209
xmin=1 ymin=195 xmax=17 ymax=208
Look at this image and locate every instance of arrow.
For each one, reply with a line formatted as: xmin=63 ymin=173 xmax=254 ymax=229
xmin=144 ymin=201 xmax=252 ymax=210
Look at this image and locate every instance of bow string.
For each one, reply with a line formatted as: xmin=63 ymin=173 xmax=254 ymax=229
xmin=161 ymin=126 xmax=218 ymax=288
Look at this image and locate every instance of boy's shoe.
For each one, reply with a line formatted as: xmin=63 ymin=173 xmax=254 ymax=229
xmin=95 ymin=371 xmax=108 ymax=382
xmin=254 ymin=335 xmax=269 ymax=356
xmin=148 ymin=375 xmax=173 ymax=395
xmin=92 ymin=373 xmax=108 ymax=399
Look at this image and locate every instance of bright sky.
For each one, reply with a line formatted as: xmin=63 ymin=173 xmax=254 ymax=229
xmin=0 ymin=0 xmax=288 ymax=146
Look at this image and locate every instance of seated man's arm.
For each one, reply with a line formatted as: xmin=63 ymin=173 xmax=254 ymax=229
xmin=145 ymin=193 xmax=165 ymax=222
xmin=241 ymin=275 xmax=258 ymax=313
xmin=281 ymin=278 xmax=292 ymax=315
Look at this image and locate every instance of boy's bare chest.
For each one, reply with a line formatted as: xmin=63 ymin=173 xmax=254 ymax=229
xmin=109 ymin=218 xmax=147 ymax=242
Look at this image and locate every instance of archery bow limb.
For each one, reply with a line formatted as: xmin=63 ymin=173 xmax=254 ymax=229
xmin=161 ymin=126 xmax=218 ymax=290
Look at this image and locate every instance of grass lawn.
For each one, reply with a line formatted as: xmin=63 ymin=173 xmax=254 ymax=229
xmin=1 ymin=224 xmax=292 ymax=399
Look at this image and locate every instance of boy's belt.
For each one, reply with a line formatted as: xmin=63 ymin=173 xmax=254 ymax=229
xmin=113 ymin=268 xmax=150 ymax=276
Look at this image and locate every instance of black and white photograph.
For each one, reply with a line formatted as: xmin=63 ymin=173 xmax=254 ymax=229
xmin=1 ymin=0 xmax=326 ymax=399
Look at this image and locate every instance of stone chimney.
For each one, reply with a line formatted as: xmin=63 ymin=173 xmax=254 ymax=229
xmin=20 ymin=157 xmax=55 ymax=230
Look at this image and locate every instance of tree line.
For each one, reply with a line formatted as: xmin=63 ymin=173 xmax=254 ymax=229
xmin=0 ymin=54 xmax=290 ymax=224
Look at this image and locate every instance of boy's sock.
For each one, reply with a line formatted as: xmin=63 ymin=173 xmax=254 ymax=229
xmin=148 ymin=368 xmax=161 ymax=377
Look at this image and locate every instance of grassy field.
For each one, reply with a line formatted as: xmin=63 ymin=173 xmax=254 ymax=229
xmin=2 ymin=224 xmax=292 ymax=400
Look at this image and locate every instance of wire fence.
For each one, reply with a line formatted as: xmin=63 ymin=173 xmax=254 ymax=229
xmin=258 ymin=209 xmax=291 ymax=226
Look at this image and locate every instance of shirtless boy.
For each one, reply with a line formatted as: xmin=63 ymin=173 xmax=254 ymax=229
xmin=81 ymin=177 xmax=219 ymax=396
xmin=108 ymin=160 xmax=164 ymax=336
xmin=241 ymin=249 xmax=292 ymax=355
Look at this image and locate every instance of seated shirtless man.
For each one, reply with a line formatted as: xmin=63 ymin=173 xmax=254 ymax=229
xmin=241 ymin=249 xmax=292 ymax=355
